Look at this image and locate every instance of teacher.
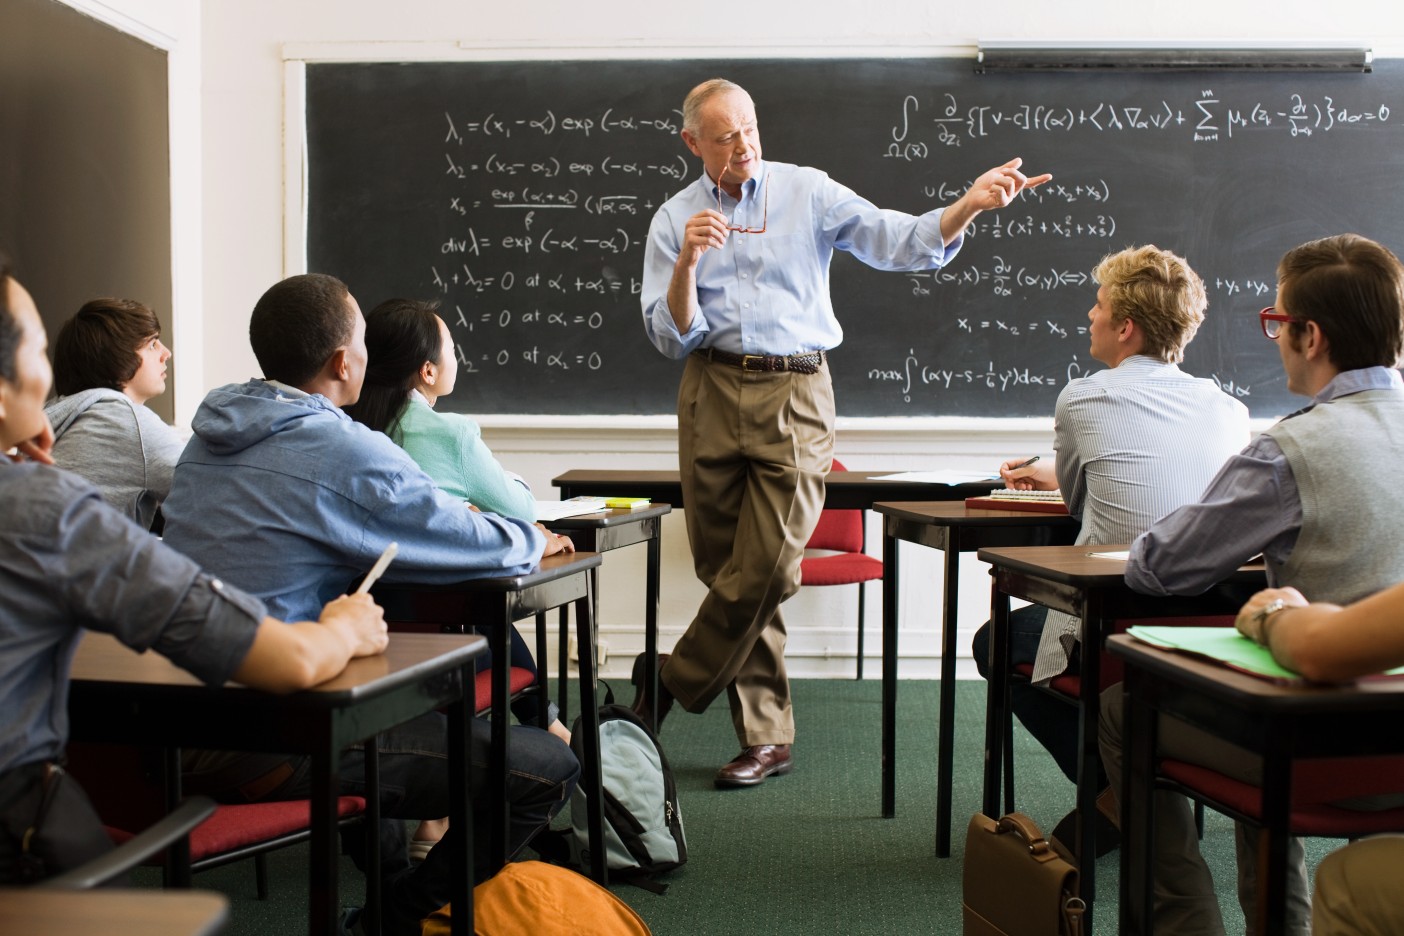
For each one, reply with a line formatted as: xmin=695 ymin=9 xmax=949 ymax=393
xmin=639 ymin=77 xmax=1049 ymax=787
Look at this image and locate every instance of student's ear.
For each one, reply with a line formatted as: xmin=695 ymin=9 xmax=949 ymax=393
xmin=328 ymin=347 xmax=350 ymax=382
xmin=1303 ymin=320 xmax=1330 ymax=361
xmin=419 ymin=359 xmax=437 ymax=388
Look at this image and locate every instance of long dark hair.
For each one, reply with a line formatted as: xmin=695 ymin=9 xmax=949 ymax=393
xmin=346 ymin=297 xmax=444 ymax=434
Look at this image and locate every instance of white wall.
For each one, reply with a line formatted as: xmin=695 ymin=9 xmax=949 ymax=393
xmin=195 ymin=0 xmax=1401 ymax=678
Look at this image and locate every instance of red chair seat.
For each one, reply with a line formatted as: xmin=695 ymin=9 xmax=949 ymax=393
xmin=1160 ymin=759 xmax=1404 ymax=836
xmin=106 ymin=796 xmax=367 ymax=859
xmin=800 ymin=552 xmax=883 ymax=587
xmin=473 ymin=666 xmax=537 ymax=713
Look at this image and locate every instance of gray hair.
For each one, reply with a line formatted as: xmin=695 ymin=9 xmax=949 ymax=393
xmin=682 ymin=78 xmax=747 ymax=133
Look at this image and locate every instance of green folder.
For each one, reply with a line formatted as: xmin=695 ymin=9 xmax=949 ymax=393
xmin=1127 ymin=626 xmax=1404 ymax=684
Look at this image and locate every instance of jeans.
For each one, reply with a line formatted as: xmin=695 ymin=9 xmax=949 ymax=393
xmin=972 ymin=605 xmax=1092 ymax=786
xmin=199 ymin=712 xmax=579 ymax=936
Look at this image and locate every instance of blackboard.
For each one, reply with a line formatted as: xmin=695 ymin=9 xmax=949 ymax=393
xmin=305 ymin=58 xmax=1404 ymax=417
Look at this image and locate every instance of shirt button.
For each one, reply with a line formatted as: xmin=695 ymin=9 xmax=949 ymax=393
xmin=211 ymin=578 xmax=224 ymax=591
xmin=743 ymin=303 xmax=751 ymax=309
xmin=741 ymin=273 xmax=748 ymax=279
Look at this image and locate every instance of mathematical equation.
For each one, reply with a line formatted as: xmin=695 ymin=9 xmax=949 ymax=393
xmin=867 ymin=349 xmax=1255 ymax=404
xmin=452 ymin=339 xmax=605 ymax=375
xmin=886 ymin=89 xmax=1393 ymax=155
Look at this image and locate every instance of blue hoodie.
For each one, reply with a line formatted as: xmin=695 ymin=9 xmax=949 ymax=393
xmin=162 ymin=380 xmax=543 ymax=622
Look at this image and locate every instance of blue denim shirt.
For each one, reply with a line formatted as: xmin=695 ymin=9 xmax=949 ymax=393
xmin=163 ymin=380 xmax=544 ymax=623
xmin=1 ymin=462 xmax=262 ymax=774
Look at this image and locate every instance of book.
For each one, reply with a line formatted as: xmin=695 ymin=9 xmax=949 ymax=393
xmin=534 ymin=496 xmax=609 ymax=522
xmin=965 ymin=489 xmax=1069 ymax=514
xmin=1127 ymin=625 xmax=1404 ymax=685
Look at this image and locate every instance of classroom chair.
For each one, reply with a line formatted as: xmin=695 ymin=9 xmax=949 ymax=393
xmin=800 ymin=457 xmax=884 ymax=679
xmin=1002 ymin=615 xmax=1226 ymax=855
xmin=36 ymin=796 xmax=216 ymax=890
xmin=64 ymin=741 xmax=366 ymax=897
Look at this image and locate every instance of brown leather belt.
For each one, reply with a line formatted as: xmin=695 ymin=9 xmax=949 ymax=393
xmin=697 ymin=348 xmax=825 ymax=375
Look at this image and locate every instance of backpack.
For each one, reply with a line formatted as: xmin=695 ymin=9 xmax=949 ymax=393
xmin=419 ymin=860 xmax=651 ymax=935
xmin=569 ymin=698 xmax=686 ymax=893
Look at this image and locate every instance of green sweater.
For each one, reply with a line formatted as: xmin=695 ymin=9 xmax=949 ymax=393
xmin=390 ymin=399 xmax=536 ymax=521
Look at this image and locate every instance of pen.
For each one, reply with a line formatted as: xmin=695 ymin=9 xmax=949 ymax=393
xmin=355 ymin=541 xmax=399 ymax=595
xmin=1008 ymin=456 xmax=1041 ymax=471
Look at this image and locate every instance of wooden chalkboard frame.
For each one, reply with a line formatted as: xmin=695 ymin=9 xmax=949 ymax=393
xmin=286 ymin=44 xmax=1404 ymax=422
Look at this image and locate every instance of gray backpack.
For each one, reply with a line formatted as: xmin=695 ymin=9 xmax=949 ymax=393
xmin=570 ymin=701 xmax=686 ymax=893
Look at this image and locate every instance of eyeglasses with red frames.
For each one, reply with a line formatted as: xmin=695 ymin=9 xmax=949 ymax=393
xmin=1259 ymin=306 xmax=1299 ymax=340
xmin=716 ymin=161 xmax=768 ymax=234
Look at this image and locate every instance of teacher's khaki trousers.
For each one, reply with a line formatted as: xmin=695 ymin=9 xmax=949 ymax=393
xmin=665 ymin=353 xmax=834 ymax=747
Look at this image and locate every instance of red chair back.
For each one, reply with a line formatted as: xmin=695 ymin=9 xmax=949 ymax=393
xmin=806 ymin=457 xmax=863 ymax=553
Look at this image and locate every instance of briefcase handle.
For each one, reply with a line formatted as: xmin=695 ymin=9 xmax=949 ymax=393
xmin=995 ymin=813 xmax=1063 ymax=865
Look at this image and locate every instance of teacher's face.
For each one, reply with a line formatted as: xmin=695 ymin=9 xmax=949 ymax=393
xmin=681 ymin=89 xmax=762 ymax=193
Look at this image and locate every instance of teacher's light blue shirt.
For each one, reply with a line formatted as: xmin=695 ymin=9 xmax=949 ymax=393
xmin=641 ymin=159 xmax=962 ymax=359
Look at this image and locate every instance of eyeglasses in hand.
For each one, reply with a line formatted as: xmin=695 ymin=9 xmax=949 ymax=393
xmin=716 ymin=161 xmax=768 ymax=234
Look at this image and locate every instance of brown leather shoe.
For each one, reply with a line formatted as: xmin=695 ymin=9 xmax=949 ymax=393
xmin=714 ymin=745 xmax=793 ymax=788
xmin=629 ymin=652 xmax=673 ymax=733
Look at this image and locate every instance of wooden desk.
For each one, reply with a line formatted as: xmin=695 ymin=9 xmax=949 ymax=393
xmin=543 ymin=505 xmax=672 ymax=726
xmin=372 ymin=551 xmax=609 ymax=883
xmin=553 ymin=468 xmax=999 ymax=510
xmin=0 ymin=888 xmax=229 ymax=936
xmin=873 ymin=502 xmax=1078 ymax=857
xmin=975 ymin=545 xmax=1264 ymax=922
xmin=68 ymin=632 xmax=486 ymax=936
xmin=1109 ymin=635 xmax=1404 ymax=935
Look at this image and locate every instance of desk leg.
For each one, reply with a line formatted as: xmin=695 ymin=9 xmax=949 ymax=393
xmin=576 ymin=570 xmax=608 ymax=884
xmin=935 ymin=545 xmax=960 ymax=857
xmin=983 ymin=574 xmax=1010 ymax=819
xmin=162 ymin=748 xmax=192 ymax=888
xmin=364 ymin=736 xmax=382 ymax=936
xmin=557 ymin=606 xmax=570 ymax=725
xmin=1258 ymin=752 xmax=1292 ymax=936
xmin=881 ymin=530 xmax=898 ymax=819
xmin=448 ymin=661 xmax=474 ymax=936
xmin=491 ymin=611 xmax=511 ymax=869
xmin=1074 ymin=601 xmax=1101 ymax=922
xmin=645 ymin=529 xmax=662 ymax=728
xmin=310 ymin=745 xmax=340 ymax=936
xmin=1121 ymin=673 xmax=1155 ymax=934
xmin=534 ymin=612 xmax=551 ymax=730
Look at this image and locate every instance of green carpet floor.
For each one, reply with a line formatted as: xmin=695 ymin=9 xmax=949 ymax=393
xmin=137 ymin=679 xmax=1335 ymax=934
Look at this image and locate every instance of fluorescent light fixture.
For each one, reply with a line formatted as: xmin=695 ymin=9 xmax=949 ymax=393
xmin=975 ymin=46 xmax=1372 ymax=73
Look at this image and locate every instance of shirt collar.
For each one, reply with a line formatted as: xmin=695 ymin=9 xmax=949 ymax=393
xmin=1312 ymin=366 xmax=1404 ymax=405
xmin=408 ymin=388 xmax=432 ymax=407
xmin=701 ymin=160 xmax=766 ymax=201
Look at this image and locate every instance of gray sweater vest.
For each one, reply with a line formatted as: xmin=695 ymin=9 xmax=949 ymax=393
xmin=1265 ymin=388 xmax=1404 ymax=603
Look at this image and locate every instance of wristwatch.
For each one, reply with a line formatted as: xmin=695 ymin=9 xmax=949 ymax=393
xmin=1251 ymin=597 xmax=1289 ymax=643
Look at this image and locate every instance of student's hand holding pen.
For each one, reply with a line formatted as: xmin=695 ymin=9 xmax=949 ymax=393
xmin=999 ymin=455 xmax=1057 ymax=491
xmin=537 ymin=524 xmax=576 ymax=556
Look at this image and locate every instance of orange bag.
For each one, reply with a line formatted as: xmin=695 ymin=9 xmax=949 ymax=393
xmin=420 ymin=860 xmax=651 ymax=936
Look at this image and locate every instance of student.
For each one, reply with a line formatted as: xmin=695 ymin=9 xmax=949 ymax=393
xmin=350 ymin=297 xmax=534 ymax=520
xmin=348 ymin=298 xmax=571 ymax=751
xmin=1238 ymin=582 xmax=1404 ymax=935
xmin=1101 ymin=233 xmax=1404 ymax=936
xmin=970 ymin=245 xmax=1249 ymax=857
xmin=160 ymin=273 xmax=580 ymax=934
xmin=0 ymin=254 xmax=387 ymax=885
xmin=45 ymin=298 xmax=184 ymax=530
